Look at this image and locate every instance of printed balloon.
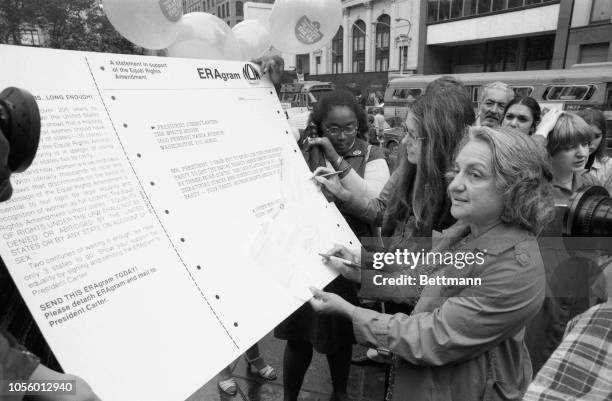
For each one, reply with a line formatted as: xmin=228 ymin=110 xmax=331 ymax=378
xmin=102 ymin=0 xmax=183 ymax=49
xmin=269 ymin=0 xmax=342 ymax=54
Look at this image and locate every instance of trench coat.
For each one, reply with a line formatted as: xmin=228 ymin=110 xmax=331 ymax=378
xmin=350 ymin=222 xmax=546 ymax=401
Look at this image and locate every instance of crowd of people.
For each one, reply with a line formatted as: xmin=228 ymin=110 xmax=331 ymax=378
xmin=301 ymin=79 xmax=611 ymax=400
xmin=1 ymin=56 xmax=611 ymax=401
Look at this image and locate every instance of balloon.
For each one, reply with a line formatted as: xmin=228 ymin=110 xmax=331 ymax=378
xmin=232 ymin=20 xmax=272 ymax=60
xmin=269 ymin=0 xmax=342 ymax=54
xmin=167 ymin=12 xmax=242 ymax=60
xmin=102 ymin=0 xmax=183 ymax=49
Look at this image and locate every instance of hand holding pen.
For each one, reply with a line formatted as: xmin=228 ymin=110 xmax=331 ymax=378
xmin=319 ymin=245 xmax=362 ymax=284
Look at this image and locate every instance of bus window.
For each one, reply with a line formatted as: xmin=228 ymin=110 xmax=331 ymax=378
xmin=511 ymin=86 xmax=534 ymax=97
xmin=472 ymin=86 xmax=481 ymax=102
xmin=309 ymin=90 xmax=330 ymax=102
xmin=280 ymin=92 xmax=299 ymax=103
xmin=543 ymin=85 xmax=596 ymax=101
xmin=391 ymin=88 xmax=422 ymax=101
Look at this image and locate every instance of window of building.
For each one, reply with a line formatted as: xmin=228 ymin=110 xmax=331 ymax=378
xmin=226 ymin=3 xmax=229 ymax=17
xmin=579 ymin=42 xmax=609 ymax=63
xmin=19 ymin=29 xmax=40 ymax=46
xmin=375 ymin=14 xmax=390 ymax=72
xmin=439 ymin=0 xmax=451 ymax=20
xmin=429 ymin=0 xmax=556 ymax=22
xmin=332 ymin=27 xmax=343 ymax=74
xmin=427 ymin=0 xmax=439 ymax=22
xmin=450 ymin=0 xmax=463 ymax=18
xmin=352 ymin=20 xmax=365 ymax=73
xmin=218 ymin=5 xmax=221 ymax=16
xmin=591 ymin=0 xmax=612 ymax=23
xmin=450 ymin=35 xmax=553 ymax=73
xmin=399 ymin=45 xmax=409 ymax=72
xmin=524 ymin=35 xmax=553 ymax=70
xmin=315 ymin=56 xmax=321 ymax=74
xmin=236 ymin=1 xmax=243 ymax=17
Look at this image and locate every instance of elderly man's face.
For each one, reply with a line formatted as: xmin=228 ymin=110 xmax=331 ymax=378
xmin=479 ymin=88 xmax=512 ymax=128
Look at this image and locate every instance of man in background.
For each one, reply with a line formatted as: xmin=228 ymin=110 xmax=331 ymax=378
xmin=477 ymin=81 xmax=514 ymax=128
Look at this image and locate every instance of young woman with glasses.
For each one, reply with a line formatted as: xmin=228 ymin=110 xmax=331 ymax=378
xmin=315 ymin=81 xmax=475 ymax=265
xmin=275 ymin=89 xmax=389 ymax=401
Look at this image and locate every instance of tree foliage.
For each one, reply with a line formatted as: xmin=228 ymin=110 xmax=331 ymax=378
xmin=0 ymin=0 xmax=145 ymax=55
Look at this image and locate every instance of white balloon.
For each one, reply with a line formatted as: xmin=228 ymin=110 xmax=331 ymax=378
xmin=232 ymin=20 xmax=272 ymax=60
xmin=269 ymin=0 xmax=342 ymax=54
xmin=102 ymin=0 xmax=183 ymax=49
xmin=167 ymin=12 xmax=242 ymax=60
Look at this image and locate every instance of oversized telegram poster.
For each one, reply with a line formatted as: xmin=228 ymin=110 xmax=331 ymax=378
xmin=0 ymin=45 xmax=359 ymax=401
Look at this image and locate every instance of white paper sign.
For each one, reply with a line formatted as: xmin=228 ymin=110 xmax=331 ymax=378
xmin=0 ymin=45 xmax=359 ymax=401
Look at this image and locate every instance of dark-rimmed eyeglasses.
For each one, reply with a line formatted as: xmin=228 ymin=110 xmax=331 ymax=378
xmin=322 ymin=123 xmax=358 ymax=136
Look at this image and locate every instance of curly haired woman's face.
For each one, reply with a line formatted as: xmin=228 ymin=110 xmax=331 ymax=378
xmin=448 ymin=139 xmax=504 ymax=230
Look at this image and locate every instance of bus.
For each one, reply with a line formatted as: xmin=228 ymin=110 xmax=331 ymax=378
xmin=384 ymin=63 xmax=612 ymax=147
xmin=279 ymin=81 xmax=335 ymax=130
xmin=279 ymin=81 xmax=335 ymax=110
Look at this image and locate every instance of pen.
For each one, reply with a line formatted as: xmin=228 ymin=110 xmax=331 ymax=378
xmin=312 ymin=170 xmax=342 ymax=179
xmin=318 ymin=253 xmax=361 ymax=269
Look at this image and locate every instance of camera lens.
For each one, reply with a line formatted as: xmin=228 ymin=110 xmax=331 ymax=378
xmin=0 ymin=87 xmax=40 ymax=172
xmin=564 ymin=186 xmax=612 ymax=237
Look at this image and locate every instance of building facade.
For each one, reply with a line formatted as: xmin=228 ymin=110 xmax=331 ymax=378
xmin=418 ymin=0 xmax=612 ymax=74
xmin=182 ymin=0 xmax=273 ymax=26
xmin=306 ymin=0 xmax=419 ymax=77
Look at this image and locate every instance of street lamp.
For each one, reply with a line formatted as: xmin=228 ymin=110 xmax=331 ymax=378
xmin=394 ymin=17 xmax=412 ymax=35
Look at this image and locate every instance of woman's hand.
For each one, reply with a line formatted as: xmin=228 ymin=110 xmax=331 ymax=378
xmin=534 ymin=108 xmax=563 ymax=139
xmin=321 ymin=244 xmax=362 ymax=283
xmin=313 ymin=167 xmax=352 ymax=203
xmin=309 ymin=287 xmax=355 ymax=318
xmin=307 ymin=137 xmax=339 ymax=161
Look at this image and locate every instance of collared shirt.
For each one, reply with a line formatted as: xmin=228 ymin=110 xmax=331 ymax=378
xmin=552 ymin=170 xmax=600 ymax=205
xmin=589 ymin=156 xmax=612 ymax=195
xmin=523 ymin=301 xmax=612 ymax=401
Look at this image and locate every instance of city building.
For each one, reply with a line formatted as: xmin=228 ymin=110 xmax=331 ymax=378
xmin=182 ymin=0 xmax=274 ymax=26
xmin=561 ymin=0 xmax=612 ymax=67
xmin=292 ymin=0 xmax=420 ymax=99
xmin=417 ymin=0 xmax=612 ymax=74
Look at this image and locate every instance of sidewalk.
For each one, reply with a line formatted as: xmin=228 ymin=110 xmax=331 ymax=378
xmin=187 ymin=331 xmax=387 ymax=401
